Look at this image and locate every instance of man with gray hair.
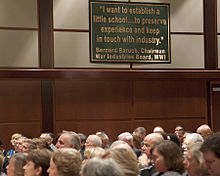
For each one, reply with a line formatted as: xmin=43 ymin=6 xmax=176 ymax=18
xmin=81 ymin=157 xmax=123 ymax=176
xmin=118 ymin=132 xmax=141 ymax=157
xmin=55 ymin=131 xmax=81 ymax=150
xmin=85 ymin=134 xmax=102 ymax=149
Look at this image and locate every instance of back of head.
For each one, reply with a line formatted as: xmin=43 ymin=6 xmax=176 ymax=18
xmin=11 ymin=153 xmax=27 ymax=176
xmin=81 ymin=157 xmax=123 ymax=176
xmin=200 ymin=132 xmax=220 ymax=158
xmin=52 ymin=148 xmax=82 ymax=176
xmin=87 ymin=135 xmax=102 ymax=148
xmin=26 ymin=149 xmax=51 ymax=176
xmin=118 ymin=132 xmax=133 ymax=146
xmin=107 ymin=147 xmax=139 ymax=176
xmin=153 ymin=126 xmax=165 ymax=133
xmin=84 ymin=147 xmax=106 ymax=160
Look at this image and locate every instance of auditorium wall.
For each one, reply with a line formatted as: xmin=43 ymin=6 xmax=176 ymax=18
xmin=0 ymin=0 xmax=218 ymax=149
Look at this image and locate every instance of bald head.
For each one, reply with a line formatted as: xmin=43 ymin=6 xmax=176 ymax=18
xmin=196 ymin=124 xmax=212 ymax=139
xmin=142 ymin=133 xmax=164 ymax=157
xmin=153 ymin=126 xmax=164 ymax=133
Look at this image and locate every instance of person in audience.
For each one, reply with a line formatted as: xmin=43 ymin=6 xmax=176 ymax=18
xmin=118 ymin=132 xmax=141 ymax=158
xmin=47 ymin=148 xmax=82 ymax=176
xmin=15 ymin=137 xmax=27 ymax=153
xmin=200 ymin=132 xmax=220 ymax=176
xmin=0 ymin=153 xmax=6 ymax=176
xmin=183 ymin=143 xmax=210 ymax=176
xmin=21 ymin=139 xmax=37 ymax=153
xmin=83 ymin=147 xmax=106 ymax=163
xmin=174 ymin=125 xmax=185 ymax=133
xmin=7 ymin=134 xmax=22 ymax=157
xmin=141 ymin=133 xmax=164 ymax=166
xmin=196 ymin=124 xmax=212 ymax=139
xmin=23 ymin=149 xmax=51 ymax=176
xmin=175 ymin=129 xmax=185 ymax=145
xmin=133 ymin=127 xmax=147 ymax=142
xmin=96 ymin=131 xmax=109 ymax=149
xmin=78 ymin=133 xmax=87 ymax=160
xmin=55 ymin=131 xmax=81 ymax=151
xmin=153 ymin=126 xmax=165 ymax=133
xmin=167 ymin=133 xmax=181 ymax=148
xmin=150 ymin=140 xmax=185 ymax=176
xmin=32 ymin=138 xmax=48 ymax=150
xmin=6 ymin=153 xmax=27 ymax=176
xmin=105 ymin=147 xmax=139 ymax=176
xmin=40 ymin=133 xmax=57 ymax=151
xmin=85 ymin=135 xmax=102 ymax=149
xmin=133 ymin=134 xmax=142 ymax=150
xmin=182 ymin=133 xmax=203 ymax=157
xmin=81 ymin=157 xmax=123 ymax=176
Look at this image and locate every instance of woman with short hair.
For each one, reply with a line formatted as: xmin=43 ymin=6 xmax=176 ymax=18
xmin=150 ymin=140 xmax=185 ymax=176
xmin=6 ymin=153 xmax=27 ymax=176
xmin=23 ymin=149 xmax=51 ymax=176
xmin=47 ymin=148 xmax=82 ymax=176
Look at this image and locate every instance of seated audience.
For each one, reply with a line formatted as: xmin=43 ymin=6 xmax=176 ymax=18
xmin=7 ymin=133 xmax=22 ymax=157
xmin=32 ymin=138 xmax=48 ymax=150
xmin=105 ymin=147 xmax=139 ymax=176
xmin=96 ymin=131 xmax=109 ymax=149
xmin=40 ymin=133 xmax=57 ymax=151
xmin=47 ymin=148 xmax=82 ymax=176
xmin=200 ymin=132 xmax=220 ymax=176
xmin=182 ymin=133 xmax=203 ymax=157
xmin=78 ymin=133 xmax=87 ymax=160
xmin=153 ymin=126 xmax=165 ymax=133
xmin=0 ymin=153 xmax=6 ymax=176
xmin=183 ymin=143 xmax=210 ymax=176
xmin=83 ymin=147 xmax=106 ymax=164
xmin=175 ymin=129 xmax=185 ymax=145
xmin=81 ymin=157 xmax=123 ymax=176
xmin=21 ymin=139 xmax=37 ymax=153
xmin=85 ymin=135 xmax=102 ymax=149
xmin=55 ymin=131 xmax=81 ymax=151
xmin=133 ymin=127 xmax=147 ymax=142
xmin=150 ymin=140 xmax=185 ymax=176
xmin=174 ymin=125 xmax=185 ymax=134
xmin=118 ymin=132 xmax=141 ymax=158
xmin=167 ymin=133 xmax=181 ymax=148
xmin=6 ymin=153 xmax=27 ymax=176
xmin=23 ymin=149 xmax=51 ymax=176
xmin=196 ymin=124 xmax=212 ymax=139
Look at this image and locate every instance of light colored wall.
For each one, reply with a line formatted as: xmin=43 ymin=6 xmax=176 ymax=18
xmin=54 ymin=0 xmax=204 ymax=69
xmin=0 ymin=0 xmax=38 ymax=67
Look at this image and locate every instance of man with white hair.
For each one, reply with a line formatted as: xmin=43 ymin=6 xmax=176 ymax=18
xmin=85 ymin=134 xmax=102 ymax=149
xmin=118 ymin=132 xmax=141 ymax=157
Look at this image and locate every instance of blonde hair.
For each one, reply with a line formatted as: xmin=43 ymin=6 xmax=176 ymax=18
xmin=105 ymin=147 xmax=139 ymax=176
xmin=52 ymin=148 xmax=82 ymax=176
xmin=84 ymin=147 xmax=106 ymax=160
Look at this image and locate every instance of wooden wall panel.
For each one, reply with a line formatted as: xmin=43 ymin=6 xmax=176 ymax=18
xmin=0 ymin=80 xmax=42 ymax=151
xmin=0 ymin=122 xmax=41 ymax=151
xmin=134 ymin=118 xmax=206 ymax=135
xmin=55 ymin=120 xmax=132 ymax=143
xmin=133 ymin=80 xmax=207 ymax=118
xmin=54 ymin=80 xmax=132 ymax=120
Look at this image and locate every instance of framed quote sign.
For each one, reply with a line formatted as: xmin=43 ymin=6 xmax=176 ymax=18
xmin=89 ymin=0 xmax=170 ymax=63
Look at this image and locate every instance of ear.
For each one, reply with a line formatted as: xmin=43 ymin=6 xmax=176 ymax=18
xmin=36 ymin=166 xmax=42 ymax=176
xmin=70 ymin=144 xmax=75 ymax=149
